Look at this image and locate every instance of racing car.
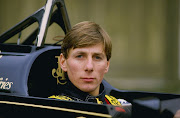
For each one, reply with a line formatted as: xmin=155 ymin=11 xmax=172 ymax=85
xmin=0 ymin=0 xmax=180 ymax=117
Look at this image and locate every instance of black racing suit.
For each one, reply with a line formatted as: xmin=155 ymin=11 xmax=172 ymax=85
xmin=49 ymin=78 xmax=131 ymax=117
xmin=49 ymin=78 xmax=121 ymax=105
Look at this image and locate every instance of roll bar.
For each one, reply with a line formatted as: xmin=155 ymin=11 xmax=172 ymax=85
xmin=0 ymin=0 xmax=71 ymax=47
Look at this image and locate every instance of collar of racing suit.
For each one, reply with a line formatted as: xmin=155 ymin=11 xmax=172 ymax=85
xmin=61 ymin=77 xmax=106 ymax=104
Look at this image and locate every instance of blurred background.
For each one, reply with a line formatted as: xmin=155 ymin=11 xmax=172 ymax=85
xmin=0 ymin=0 xmax=180 ymax=94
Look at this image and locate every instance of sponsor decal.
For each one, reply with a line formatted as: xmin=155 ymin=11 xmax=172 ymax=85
xmin=96 ymin=98 xmax=103 ymax=104
xmin=52 ymin=56 xmax=67 ymax=85
xmin=105 ymin=95 xmax=121 ymax=106
xmin=0 ymin=77 xmax=13 ymax=90
xmin=117 ymin=99 xmax=132 ymax=106
xmin=49 ymin=95 xmax=74 ymax=101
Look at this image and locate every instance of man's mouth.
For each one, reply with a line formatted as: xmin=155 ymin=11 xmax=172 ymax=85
xmin=81 ymin=78 xmax=94 ymax=82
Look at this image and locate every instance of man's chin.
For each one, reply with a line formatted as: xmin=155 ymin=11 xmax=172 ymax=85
xmin=80 ymin=86 xmax=99 ymax=96
xmin=80 ymin=88 xmax=95 ymax=93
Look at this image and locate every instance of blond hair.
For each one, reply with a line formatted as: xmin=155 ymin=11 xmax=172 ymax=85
xmin=61 ymin=21 xmax=112 ymax=61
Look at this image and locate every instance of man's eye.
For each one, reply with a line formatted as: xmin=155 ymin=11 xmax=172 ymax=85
xmin=95 ymin=56 xmax=102 ymax=60
xmin=76 ymin=55 xmax=83 ymax=58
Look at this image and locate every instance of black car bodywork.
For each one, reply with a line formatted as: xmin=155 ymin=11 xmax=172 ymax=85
xmin=0 ymin=0 xmax=180 ymax=117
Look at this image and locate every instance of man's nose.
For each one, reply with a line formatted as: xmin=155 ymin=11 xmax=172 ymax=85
xmin=85 ymin=57 xmax=93 ymax=72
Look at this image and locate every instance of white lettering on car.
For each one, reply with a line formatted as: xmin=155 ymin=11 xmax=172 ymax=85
xmin=0 ymin=77 xmax=13 ymax=90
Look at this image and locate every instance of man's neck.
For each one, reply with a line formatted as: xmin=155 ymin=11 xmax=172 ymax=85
xmin=89 ymin=85 xmax=100 ymax=96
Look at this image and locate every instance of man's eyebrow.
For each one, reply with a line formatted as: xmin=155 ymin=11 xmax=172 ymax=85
xmin=93 ymin=52 xmax=105 ymax=57
xmin=73 ymin=50 xmax=105 ymax=56
xmin=72 ymin=51 xmax=86 ymax=55
xmin=93 ymin=52 xmax=103 ymax=55
xmin=74 ymin=51 xmax=86 ymax=54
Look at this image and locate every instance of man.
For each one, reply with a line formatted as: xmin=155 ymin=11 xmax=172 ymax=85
xmin=49 ymin=21 xmax=180 ymax=117
xmin=49 ymin=21 xmax=129 ymax=106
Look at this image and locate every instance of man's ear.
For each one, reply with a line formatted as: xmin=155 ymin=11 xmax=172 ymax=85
xmin=105 ymin=61 xmax=110 ymax=73
xmin=59 ymin=53 xmax=67 ymax=72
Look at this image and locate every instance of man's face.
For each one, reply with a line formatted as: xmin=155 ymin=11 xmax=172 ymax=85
xmin=60 ymin=43 xmax=110 ymax=96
